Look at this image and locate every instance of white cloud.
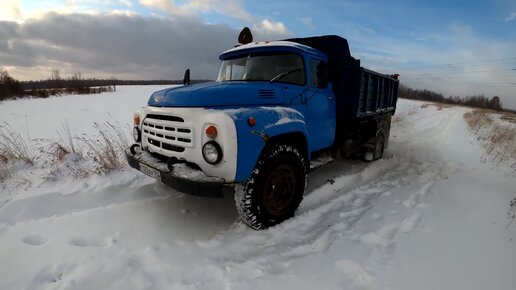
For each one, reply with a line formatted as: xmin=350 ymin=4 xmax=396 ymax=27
xmin=109 ymin=9 xmax=138 ymax=16
xmin=139 ymin=1 xmax=289 ymax=40
xmin=298 ymin=16 xmax=314 ymax=30
xmin=1 ymin=0 xmax=116 ymax=23
xmin=342 ymin=23 xmax=516 ymax=109
xmin=505 ymin=12 xmax=516 ymax=21
xmin=0 ymin=0 xmax=21 ymax=21
xmin=0 ymin=12 xmax=238 ymax=81
xmin=139 ymin=0 xmax=173 ymax=12
xmin=120 ymin=0 xmax=133 ymax=7
xmin=253 ymin=19 xmax=290 ymax=37
xmin=140 ymin=0 xmax=252 ymax=22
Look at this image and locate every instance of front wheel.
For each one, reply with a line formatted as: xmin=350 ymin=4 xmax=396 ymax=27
xmin=235 ymin=144 xmax=306 ymax=230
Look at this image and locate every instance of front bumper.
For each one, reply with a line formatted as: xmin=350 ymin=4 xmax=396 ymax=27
xmin=126 ymin=147 xmax=235 ymax=197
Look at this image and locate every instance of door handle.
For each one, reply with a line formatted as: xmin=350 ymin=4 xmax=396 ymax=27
xmin=328 ymin=95 xmax=335 ymax=100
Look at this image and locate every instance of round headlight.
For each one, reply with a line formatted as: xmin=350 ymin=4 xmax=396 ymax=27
xmin=133 ymin=127 xmax=141 ymax=142
xmin=202 ymin=141 xmax=223 ymax=164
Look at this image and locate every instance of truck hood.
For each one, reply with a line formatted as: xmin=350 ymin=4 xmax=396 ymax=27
xmin=148 ymin=82 xmax=285 ymax=107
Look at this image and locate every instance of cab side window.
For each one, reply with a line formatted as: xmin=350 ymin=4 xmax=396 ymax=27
xmin=309 ymin=58 xmax=328 ymax=88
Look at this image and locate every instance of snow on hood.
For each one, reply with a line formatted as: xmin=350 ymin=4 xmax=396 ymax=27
xmin=147 ymin=82 xmax=285 ymax=107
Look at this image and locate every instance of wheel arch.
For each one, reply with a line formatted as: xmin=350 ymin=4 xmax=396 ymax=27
xmin=262 ymin=131 xmax=309 ymax=168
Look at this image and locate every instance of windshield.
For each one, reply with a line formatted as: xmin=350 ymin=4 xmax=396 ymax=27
xmin=217 ymin=53 xmax=305 ymax=85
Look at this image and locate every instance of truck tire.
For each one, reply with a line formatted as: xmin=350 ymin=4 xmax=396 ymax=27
xmin=363 ymin=131 xmax=385 ymax=162
xmin=235 ymin=144 xmax=306 ymax=230
xmin=373 ymin=132 xmax=385 ymax=160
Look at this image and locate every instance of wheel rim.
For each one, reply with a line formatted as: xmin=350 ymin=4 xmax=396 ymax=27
xmin=262 ymin=164 xmax=297 ymax=217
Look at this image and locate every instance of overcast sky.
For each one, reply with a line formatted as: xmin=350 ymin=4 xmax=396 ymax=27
xmin=1 ymin=0 xmax=515 ymax=108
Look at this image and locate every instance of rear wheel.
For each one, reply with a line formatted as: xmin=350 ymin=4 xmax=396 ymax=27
xmin=373 ymin=132 xmax=385 ymax=160
xmin=363 ymin=131 xmax=385 ymax=162
xmin=235 ymin=144 xmax=306 ymax=230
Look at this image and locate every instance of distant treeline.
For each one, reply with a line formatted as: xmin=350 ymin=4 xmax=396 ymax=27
xmin=0 ymin=69 xmax=210 ymax=101
xmin=398 ymin=84 xmax=504 ymax=111
xmin=0 ymin=71 xmax=23 ymax=100
xmin=21 ymin=78 xmax=211 ymax=90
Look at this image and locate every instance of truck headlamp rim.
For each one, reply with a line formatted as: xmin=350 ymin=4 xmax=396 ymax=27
xmin=202 ymin=141 xmax=223 ymax=165
xmin=133 ymin=127 xmax=141 ymax=142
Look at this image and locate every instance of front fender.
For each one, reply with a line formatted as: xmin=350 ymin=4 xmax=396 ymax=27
xmin=218 ymin=106 xmax=309 ymax=182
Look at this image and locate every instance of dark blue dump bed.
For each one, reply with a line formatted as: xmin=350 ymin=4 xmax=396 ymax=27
xmin=286 ymin=36 xmax=398 ymax=120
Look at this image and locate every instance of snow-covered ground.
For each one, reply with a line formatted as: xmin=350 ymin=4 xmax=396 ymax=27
xmin=0 ymin=86 xmax=515 ymax=290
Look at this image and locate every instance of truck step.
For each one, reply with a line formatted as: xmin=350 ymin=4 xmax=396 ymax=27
xmin=309 ymin=156 xmax=334 ymax=172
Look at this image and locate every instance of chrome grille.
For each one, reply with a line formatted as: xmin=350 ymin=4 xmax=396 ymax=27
xmin=142 ymin=115 xmax=193 ymax=153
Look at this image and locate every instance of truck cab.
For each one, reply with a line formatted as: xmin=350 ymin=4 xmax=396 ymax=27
xmin=127 ymin=34 xmax=398 ymax=229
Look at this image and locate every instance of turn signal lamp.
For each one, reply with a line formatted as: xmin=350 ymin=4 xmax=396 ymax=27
xmin=134 ymin=115 xmax=140 ymax=126
xmin=206 ymin=125 xmax=218 ymax=139
xmin=248 ymin=117 xmax=256 ymax=126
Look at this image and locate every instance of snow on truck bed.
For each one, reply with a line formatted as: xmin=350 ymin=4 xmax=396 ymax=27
xmin=0 ymin=87 xmax=515 ymax=290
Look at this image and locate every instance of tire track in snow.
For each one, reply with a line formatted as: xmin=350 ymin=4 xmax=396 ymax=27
xmin=186 ymin=154 xmax=453 ymax=287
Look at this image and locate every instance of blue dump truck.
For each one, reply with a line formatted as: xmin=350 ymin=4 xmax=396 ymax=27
xmin=126 ymin=30 xmax=399 ymax=229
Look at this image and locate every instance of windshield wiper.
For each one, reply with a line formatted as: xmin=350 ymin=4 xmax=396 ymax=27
xmin=270 ymin=68 xmax=301 ymax=83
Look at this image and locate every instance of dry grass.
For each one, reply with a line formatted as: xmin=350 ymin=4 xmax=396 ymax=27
xmin=0 ymin=121 xmax=34 ymax=183
xmin=407 ymin=107 xmax=418 ymax=115
xmin=1 ymin=120 xmax=130 ymax=185
xmin=420 ymin=102 xmax=452 ymax=111
xmin=507 ymin=198 xmax=516 ymax=229
xmin=0 ymin=121 xmax=33 ymax=164
xmin=47 ymin=121 xmax=81 ymax=163
xmin=392 ymin=115 xmax=404 ymax=124
xmin=43 ymin=121 xmax=129 ymax=177
xmin=464 ymin=109 xmax=516 ymax=167
xmin=57 ymin=121 xmax=79 ymax=155
xmin=81 ymin=121 xmax=129 ymax=174
xmin=46 ymin=142 xmax=71 ymax=163
xmin=0 ymin=161 xmax=13 ymax=183
xmin=34 ymin=122 xmax=88 ymax=179
xmin=500 ymin=115 xmax=516 ymax=124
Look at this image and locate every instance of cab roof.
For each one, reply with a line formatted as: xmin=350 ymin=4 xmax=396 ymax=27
xmin=219 ymin=40 xmax=327 ymax=60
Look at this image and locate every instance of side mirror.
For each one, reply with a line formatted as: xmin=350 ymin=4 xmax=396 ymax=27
xmin=183 ymin=68 xmax=190 ymax=85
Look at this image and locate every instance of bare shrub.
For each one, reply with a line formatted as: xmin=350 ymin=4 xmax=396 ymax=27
xmin=81 ymin=121 xmax=129 ymax=174
xmin=0 ymin=121 xmax=33 ymax=164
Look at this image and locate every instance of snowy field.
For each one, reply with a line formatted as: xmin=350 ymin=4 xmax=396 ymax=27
xmin=0 ymin=86 xmax=515 ymax=290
